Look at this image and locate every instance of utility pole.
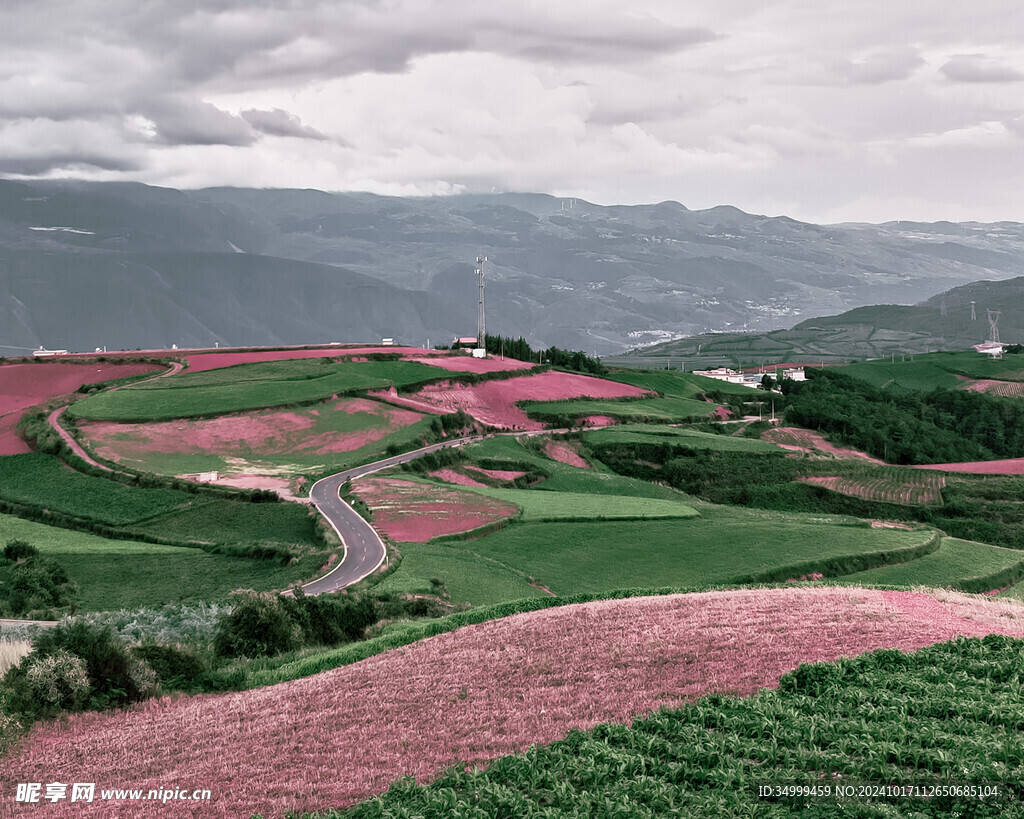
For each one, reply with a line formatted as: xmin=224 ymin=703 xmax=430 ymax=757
xmin=475 ymin=255 xmax=487 ymax=353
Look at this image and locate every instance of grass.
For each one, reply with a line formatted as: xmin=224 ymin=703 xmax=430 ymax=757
xmin=0 ymin=640 xmax=31 ymax=675
xmin=523 ymin=395 xmax=717 ymax=423
xmin=582 ymin=424 xmax=780 ymax=452
xmin=842 ymin=537 xmax=1024 ymax=591
xmin=0 ymin=513 xmax=318 ymax=611
xmin=836 ymin=359 xmax=966 ymax=393
xmin=0 ymin=453 xmax=322 ymax=552
xmin=380 ymin=507 xmax=933 ymax=606
xmin=450 ymin=487 xmax=700 ymax=521
xmin=68 ymin=359 xmax=445 ymax=421
xmin=338 ymin=635 xmax=1024 ymax=818
xmin=0 ymin=453 xmax=201 ymax=526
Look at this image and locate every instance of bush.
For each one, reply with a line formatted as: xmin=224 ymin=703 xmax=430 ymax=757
xmin=131 ymin=643 xmax=208 ymax=689
xmin=214 ymin=590 xmax=299 ymax=658
xmin=23 ymin=649 xmax=90 ymax=712
xmin=2 ymin=555 xmax=78 ymax=617
xmin=4 ymin=621 xmax=156 ymax=716
xmin=2 ymin=540 xmax=37 ymax=562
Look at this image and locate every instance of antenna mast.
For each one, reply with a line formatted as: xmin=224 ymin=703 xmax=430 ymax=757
xmin=970 ymin=301 xmax=977 ymax=321
xmin=475 ymin=255 xmax=487 ymax=351
xmin=988 ymin=309 xmax=1001 ymax=344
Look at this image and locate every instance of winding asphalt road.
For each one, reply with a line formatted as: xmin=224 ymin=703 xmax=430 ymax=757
xmin=297 ymin=435 xmax=488 ymax=595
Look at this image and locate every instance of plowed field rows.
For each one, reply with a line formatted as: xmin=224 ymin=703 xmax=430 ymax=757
xmin=800 ymin=473 xmax=945 ymax=506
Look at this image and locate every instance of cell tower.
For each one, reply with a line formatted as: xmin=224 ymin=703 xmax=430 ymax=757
xmin=987 ymin=309 xmax=1001 ymax=344
xmin=970 ymin=301 xmax=977 ymax=321
xmin=475 ymin=255 xmax=487 ymax=350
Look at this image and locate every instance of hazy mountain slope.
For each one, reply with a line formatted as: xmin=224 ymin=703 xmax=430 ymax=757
xmin=3 ymin=179 xmax=1024 ymax=354
xmin=609 ymin=276 xmax=1024 ymax=369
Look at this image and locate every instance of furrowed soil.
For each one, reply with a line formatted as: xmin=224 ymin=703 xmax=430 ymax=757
xmin=762 ymin=426 xmax=884 ymax=463
xmin=352 ymin=477 xmax=519 ymax=541
xmin=5 ymin=587 xmax=1024 ymax=818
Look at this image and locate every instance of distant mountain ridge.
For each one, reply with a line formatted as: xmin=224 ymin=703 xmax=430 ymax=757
xmin=1 ymin=179 xmax=1023 ymax=353
xmin=607 ymin=276 xmax=1024 ymax=369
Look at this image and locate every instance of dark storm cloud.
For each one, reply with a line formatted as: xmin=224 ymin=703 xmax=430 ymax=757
xmin=240 ymin=108 xmax=332 ymax=141
xmin=141 ymin=100 xmax=256 ymax=147
xmin=940 ymin=55 xmax=1024 ymax=83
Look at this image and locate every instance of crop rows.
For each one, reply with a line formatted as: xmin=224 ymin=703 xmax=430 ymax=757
xmin=800 ymin=472 xmax=946 ymax=506
xmin=341 ymin=636 xmax=1024 ymax=818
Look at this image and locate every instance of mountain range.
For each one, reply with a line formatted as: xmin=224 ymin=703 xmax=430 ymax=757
xmin=1 ymin=179 xmax=1023 ymax=355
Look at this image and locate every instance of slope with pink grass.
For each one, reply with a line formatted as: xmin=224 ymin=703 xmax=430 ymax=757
xmin=762 ymin=426 xmax=884 ymax=463
xmin=4 ymin=587 xmax=1024 ymax=818
xmin=373 ymin=370 xmax=650 ymax=430
xmin=0 ymin=360 xmax=163 ymax=455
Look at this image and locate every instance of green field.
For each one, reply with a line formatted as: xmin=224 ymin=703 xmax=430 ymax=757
xmin=460 ymin=436 xmax=688 ymax=500
xmin=582 ymin=424 xmax=780 ymax=453
xmin=0 ymin=453 xmax=321 ymax=553
xmin=0 ymin=454 xmax=196 ymax=525
xmin=0 ymin=513 xmax=313 ymax=611
xmin=607 ymin=369 xmax=761 ymax=398
xmin=453 ymin=487 xmax=700 ymax=521
xmin=381 ymin=506 xmax=933 ymax=606
xmin=842 ymin=537 xmax=1024 ymax=590
xmin=68 ymin=359 xmax=445 ymax=421
xmin=340 ymin=637 xmax=1024 ymax=819
xmin=836 ymin=351 xmax=1024 ymax=394
xmin=523 ymin=395 xmax=718 ymax=423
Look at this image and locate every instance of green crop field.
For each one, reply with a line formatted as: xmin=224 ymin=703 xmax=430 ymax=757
xmin=607 ymin=369 xmax=760 ymax=398
xmin=0 ymin=513 xmax=312 ymax=611
xmin=0 ymin=454 xmax=196 ymax=525
xmin=453 ymin=487 xmax=700 ymax=521
xmin=835 ymin=359 xmax=966 ymax=393
xmin=582 ymin=424 xmax=780 ymax=452
xmin=523 ymin=395 xmax=717 ymax=423
xmin=842 ymin=537 xmax=1024 ymax=590
xmin=340 ymin=637 xmax=1024 ymax=819
xmin=382 ymin=506 xmax=933 ymax=606
xmin=68 ymin=359 xmax=445 ymax=421
xmin=0 ymin=453 xmax=321 ymax=552
xmin=459 ymin=436 xmax=688 ymax=500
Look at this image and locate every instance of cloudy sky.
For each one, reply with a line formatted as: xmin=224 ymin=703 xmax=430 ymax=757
xmin=3 ymin=0 xmax=1024 ymax=224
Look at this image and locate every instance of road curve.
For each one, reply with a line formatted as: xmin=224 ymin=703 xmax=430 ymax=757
xmin=297 ymin=435 xmax=488 ymax=595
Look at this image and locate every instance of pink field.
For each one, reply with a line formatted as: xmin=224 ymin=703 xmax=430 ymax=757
xmin=182 ymin=346 xmax=438 ymax=374
xmin=0 ymin=361 xmax=163 ymax=454
xmin=374 ymin=371 xmax=649 ymax=430
xmin=544 ymin=440 xmax=589 ymax=469
xmin=914 ymin=458 xmax=1024 ymax=475
xmin=80 ymin=398 xmax=424 ymax=464
xmin=464 ymin=465 xmax=528 ymax=481
xmin=402 ymin=355 xmax=535 ymax=373
xmin=352 ymin=477 xmax=518 ymax=541
xmin=800 ymin=473 xmax=945 ymax=505
xmin=762 ymin=426 xmax=884 ymax=464
xmin=428 ymin=468 xmax=488 ymax=487
xmin=5 ymin=587 xmax=1024 ymax=818
xmin=960 ymin=379 xmax=1024 ymax=397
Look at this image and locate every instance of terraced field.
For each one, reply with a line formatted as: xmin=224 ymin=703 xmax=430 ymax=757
xmin=0 ymin=513 xmax=312 ymax=611
xmin=78 ymin=397 xmax=434 ymax=478
xmin=800 ymin=471 xmax=946 ymax=506
xmin=524 ymin=395 xmax=717 ymax=424
xmin=68 ymin=359 xmax=445 ymax=421
xmin=843 ymin=536 xmax=1024 ymax=593
xmin=584 ymin=424 xmax=780 ymax=453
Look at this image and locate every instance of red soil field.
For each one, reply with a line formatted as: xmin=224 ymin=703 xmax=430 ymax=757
xmin=352 ymin=477 xmax=518 ymax=541
xmin=182 ymin=346 xmax=439 ymax=374
xmin=914 ymin=458 xmax=1024 ymax=475
xmin=5 ymin=587 xmax=1023 ymax=819
xmin=80 ymin=398 xmax=423 ymax=462
xmin=800 ymin=473 xmax=945 ymax=505
xmin=374 ymin=371 xmax=649 ymax=430
xmin=960 ymin=378 xmax=1024 ymax=397
xmin=464 ymin=465 xmax=528 ymax=481
xmin=544 ymin=440 xmax=589 ymax=469
xmin=762 ymin=426 xmax=884 ymax=463
xmin=401 ymin=355 xmax=535 ymax=373
xmin=0 ymin=361 xmax=163 ymax=455
xmin=427 ymin=468 xmax=488 ymax=487
xmin=581 ymin=414 xmax=616 ymax=427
